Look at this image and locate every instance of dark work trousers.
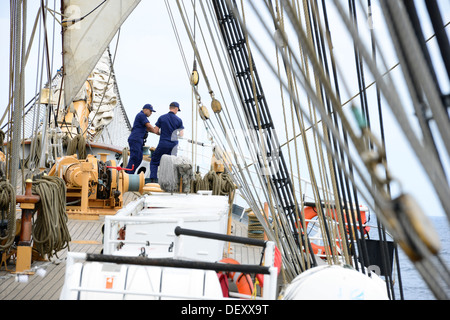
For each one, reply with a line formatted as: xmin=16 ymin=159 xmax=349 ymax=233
xmin=126 ymin=138 xmax=144 ymax=174
xmin=150 ymin=142 xmax=178 ymax=180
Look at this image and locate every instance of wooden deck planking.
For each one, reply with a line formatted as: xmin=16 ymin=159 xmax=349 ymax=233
xmin=0 ymin=217 xmax=104 ymax=300
xmin=71 ymin=220 xmax=103 ymax=244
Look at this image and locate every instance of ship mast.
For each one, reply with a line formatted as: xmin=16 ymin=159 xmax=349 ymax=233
xmin=9 ymin=0 xmax=27 ymax=188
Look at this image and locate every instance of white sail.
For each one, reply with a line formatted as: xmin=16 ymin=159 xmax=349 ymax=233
xmin=62 ymin=0 xmax=141 ymax=108
xmin=88 ymin=50 xmax=117 ymax=133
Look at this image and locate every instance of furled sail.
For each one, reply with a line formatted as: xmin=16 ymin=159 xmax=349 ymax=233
xmin=88 ymin=48 xmax=132 ymax=147
xmin=88 ymin=50 xmax=118 ymax=134
xmin=61 ymin=0 xmax=141 ymax=109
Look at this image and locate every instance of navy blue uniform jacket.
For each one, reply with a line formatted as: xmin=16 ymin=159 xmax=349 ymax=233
xmin=155 ymin=111 xmax=184 ymax=148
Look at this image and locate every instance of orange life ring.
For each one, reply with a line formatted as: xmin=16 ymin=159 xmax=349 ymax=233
xmin=218 ymin=258 xmax=253 ymax=297
xmin=303 ymin=205 xmax=370 ymax=256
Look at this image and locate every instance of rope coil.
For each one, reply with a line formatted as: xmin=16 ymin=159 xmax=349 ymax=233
xmin=31 ymin=175 xmax=71 ymax=258
xmin=0 ymin=180 xmax=16 ymax=251
xmin=202 ymin=170 xmax=235 ymax=196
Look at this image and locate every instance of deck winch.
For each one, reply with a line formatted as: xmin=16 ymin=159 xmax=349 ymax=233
xmin=48 ymin=153 xmax=144 ymax=219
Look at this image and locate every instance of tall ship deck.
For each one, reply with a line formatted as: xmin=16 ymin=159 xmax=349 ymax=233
xmin=1 ymin=0 xmax=449 ymax=301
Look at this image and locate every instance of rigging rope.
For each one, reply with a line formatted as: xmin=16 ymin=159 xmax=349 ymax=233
xmin=31 ymin=175 xmax=71 ymax=258
xmin=163 ymin=0 xmax=447 ymax=297
xmin=66 ymin=134 xmax=87 ymax=160
xmin=212 ymin=0 xmax=320 ymax=280
xmin=22 ymin=133 xmax=42 ymax=170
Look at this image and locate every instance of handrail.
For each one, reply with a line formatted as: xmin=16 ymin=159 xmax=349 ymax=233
xmin=174 ymin=226 xmax=267 ymax=247
xmin=85 ymin=253 xmax=271 ymax=275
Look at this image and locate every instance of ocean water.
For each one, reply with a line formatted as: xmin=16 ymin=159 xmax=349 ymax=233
xmin=370 ymin=215 xmax=450 ymax=300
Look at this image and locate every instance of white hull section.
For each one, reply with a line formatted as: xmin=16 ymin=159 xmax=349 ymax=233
xmin=60 ymin=254 xmax=223 ymax=300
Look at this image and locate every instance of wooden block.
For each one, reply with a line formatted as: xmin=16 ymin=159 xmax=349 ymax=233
xmin=16 ymin=246 xmax=32 ymax=273
xmin=20 ymin=203 xmax=35 ymax=210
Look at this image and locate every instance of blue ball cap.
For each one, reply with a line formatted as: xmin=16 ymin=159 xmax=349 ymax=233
xmin=143 ymin=104 xmax=156 ymax=112
xmin=170 ymin=101 xmax=180 ymax=111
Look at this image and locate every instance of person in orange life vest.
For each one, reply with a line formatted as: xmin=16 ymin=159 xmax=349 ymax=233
xmin=149 ymin=102 xmax=184 ymax=183
xmin=126 ymin=104 xmax=157 ymax=174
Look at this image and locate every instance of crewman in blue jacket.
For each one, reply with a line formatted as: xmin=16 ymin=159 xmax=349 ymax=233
xmin=126 ymin=104 xmax=157 ymax=174
xmin=149 ymin=102 xmax=184 ymax=182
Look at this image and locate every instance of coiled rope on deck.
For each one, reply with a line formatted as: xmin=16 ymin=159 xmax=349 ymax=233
xmin=0 ymin=181 xmax=16 ymax=250
xmin=0 ymin=129 xmax=16 ymax=251
xmin=191 ymin=172 xmax=204 ymax=193
xmin=31 ymin=175 xmax=71 ymax=258
xmin=248 ymin=211 xmax=265 ymax=240
xmin=202 ymin=170 xmax=235 ymax=196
